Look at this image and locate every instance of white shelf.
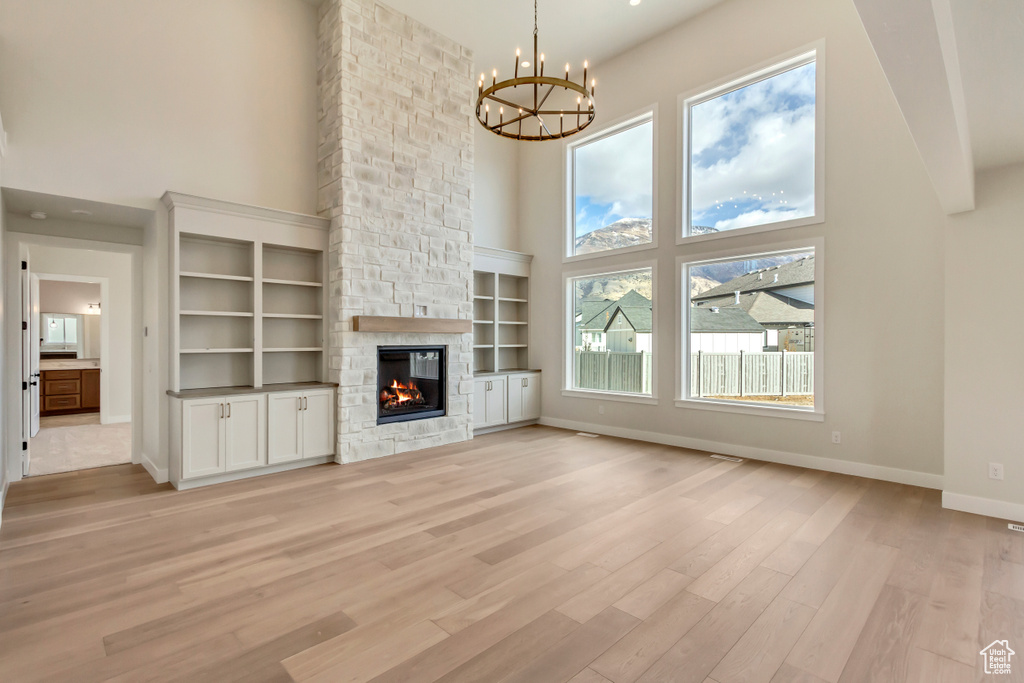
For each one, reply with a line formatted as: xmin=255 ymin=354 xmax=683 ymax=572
xmin=473 ymin=295 xmax=494 ymax=301
xmin=499 ymin=344 xmax=528 ymax=348
xmin=499 ymin=321 xmax=528 ymax=325
xmin=180 ymin=271 xmax=254 ymax=282
xmin=263 ymin=278 xmax=323 ymax=288
xmin=181 ymin=310 xmax=254 ymax=317
xmin=263 ymin=313 xmax=324 ymax=320
xmin=473 ymin=320 xmax=494 ymax=325
xmin=181 ymin=348 xmax=254 ymax=354
xmin=498 ymin=297 xmax=527 ymax=303
xmin=473 ymin=344 xmax=494 ymax=349
xmin=264 ymin=347 xmax=323 ymax=353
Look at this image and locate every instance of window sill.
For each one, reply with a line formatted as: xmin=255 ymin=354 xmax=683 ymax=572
xmin=675 ymin=398 xmax=824 ymax=421
xmin=563 ymin=389 xmax=659 ymax=405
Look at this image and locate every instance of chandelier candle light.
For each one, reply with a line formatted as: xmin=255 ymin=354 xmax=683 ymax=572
xmin=476 ymin=0 xmax=596 ymax=141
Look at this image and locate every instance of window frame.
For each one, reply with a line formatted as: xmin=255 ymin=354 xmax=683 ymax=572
xmin=678 ymin=42 xmax=826 ymax=246
xmin=675 ymin=237 xmax=825 ymax=421
xmin=563 ymin=259 xmax=659 ymax=404
xmin=565 ymin=105 xmax=659 ymax=263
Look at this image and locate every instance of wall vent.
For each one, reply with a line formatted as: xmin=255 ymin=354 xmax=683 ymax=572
xmin=710 ymin=454 xmax=743 ymax=463
xmin=576 ymin=432 xmax=600 ymax=438
xmin=1009 ymin=523 xmax=1024 ymax=533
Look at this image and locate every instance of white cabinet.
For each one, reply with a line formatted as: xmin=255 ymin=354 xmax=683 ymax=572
xmin=268 ymin=388 xmax=335 ymax=464
xmin=473 ymin=371 xmax=540 ymax=431
xmin=507 ymin=372 xmax=541 ymax=423
xmin=181 ymin=393 xmax=266 ymax=480
xmin=473 ymin=377 xmax=507 ymax=429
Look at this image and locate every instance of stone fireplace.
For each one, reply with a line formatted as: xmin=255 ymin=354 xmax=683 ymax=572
xmin=317 ymin=0 xmax=475 ymax=462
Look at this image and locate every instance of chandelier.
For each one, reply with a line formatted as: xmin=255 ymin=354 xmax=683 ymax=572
xmin=476 ymin=0 xmax=596 ymax=141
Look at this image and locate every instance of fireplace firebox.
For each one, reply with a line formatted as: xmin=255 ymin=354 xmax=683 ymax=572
xmin=377 ymin=346 xmax=446 ymax=424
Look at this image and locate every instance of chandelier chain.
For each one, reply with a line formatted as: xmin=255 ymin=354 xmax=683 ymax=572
xmin=534 ymin=0 xmax=538 ymax=37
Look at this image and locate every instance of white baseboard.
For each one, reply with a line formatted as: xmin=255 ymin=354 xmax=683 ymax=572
xmin=102 ymin=414 xmax=132 ymax=425
xmin=538 ymin=417 xmax=945 ymax=490
xmin=474 ymin=419 xmax=540 ymax=436
xmin=942 ymin=491 xmax=1024 ymax=523
xmin=141 ymin=453 xmax=168 ymax=484
xmin=172 ymin=456 xmax=334 ymax=491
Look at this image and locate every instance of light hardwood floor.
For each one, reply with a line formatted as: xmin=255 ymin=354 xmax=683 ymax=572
xmin=0 ymin=426 xmax=1020 ymax=682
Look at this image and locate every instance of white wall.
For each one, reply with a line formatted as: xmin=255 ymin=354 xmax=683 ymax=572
xmin=38 ymin=280 xmax=101 ymax=317
xmin=29 ymin=244 xmax=133 ymax=423
xmin=520 ymin=0 xmax=947 ymax=483
xmin=473 ymin=127 xmax=520 ymax=251
xmin=0 ymin=114 xmax=7 ymax=516
xmin=945 ymin=162 xmax=1024 ymax=515
xmin=0 ymin=0 xmax=321 ymax=480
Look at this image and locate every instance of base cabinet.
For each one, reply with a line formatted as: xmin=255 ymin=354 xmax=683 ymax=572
xmin=473 ymin=371 xmax=540 ymax=431
xmin=182 ymin=394 xmax=266 ymax=480
xmin=173 ymin=385 xmax=336 ymax=487
xmin=507 ymin=373 xmax=541 ymax=423
xmin=268 ymin=388 xmax=335 ymax=464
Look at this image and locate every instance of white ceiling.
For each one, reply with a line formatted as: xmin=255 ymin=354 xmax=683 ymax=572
xmin=373 ymin=0 xmax=726 ymax=73
xmin=2 ymin=187 xmax=154 ymax=228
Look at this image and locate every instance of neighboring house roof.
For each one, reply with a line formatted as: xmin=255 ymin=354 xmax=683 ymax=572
xmin=696 ymin=291 xmax=814 ymax=326
xmin=689 ymin=306 xmax=765 ymax=333
xmin=579 ymin=289 xmax=651 ymax=330
xmin=693 ymin=256 xmax=815 ymax=301
xmin=607 ymin=306 xmax=653 ymax=334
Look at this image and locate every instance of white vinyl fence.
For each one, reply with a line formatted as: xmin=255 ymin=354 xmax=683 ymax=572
xmin=574 ymin=350 xmax=653 ymax=394
xmin=692 ymin=350 xmax=813 ymax=396
xmin=574 ymin=349 xmax=813 ymax=397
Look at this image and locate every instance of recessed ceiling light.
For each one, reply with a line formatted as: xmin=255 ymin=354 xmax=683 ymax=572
xmin=630 ymin=0 xmax=642 ymax=5
xmin=71 ymin=209 xmax=93 ymax=216
xmin=29 ymin=211 xmax=47 ymax=220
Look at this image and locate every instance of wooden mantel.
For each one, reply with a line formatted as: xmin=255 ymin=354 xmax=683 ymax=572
xmin=352 ymin=316 xmax=472 ymax=334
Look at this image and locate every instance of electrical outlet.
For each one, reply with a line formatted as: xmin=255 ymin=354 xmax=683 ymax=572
xmin=989 ymin=462 xmax=1004 ymax=480
xmin=598 ymin=405 xmax=605 ymax=415
xmin=831 ymin=431 xmax=841 ymax=444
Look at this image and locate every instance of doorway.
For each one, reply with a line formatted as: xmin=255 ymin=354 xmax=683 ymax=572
xmin=26 ymin=275 xmax=131 ymax=476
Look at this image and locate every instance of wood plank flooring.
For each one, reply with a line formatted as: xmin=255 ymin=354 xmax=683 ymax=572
xmin=0 ymin=425 xmax=1021 ymax=682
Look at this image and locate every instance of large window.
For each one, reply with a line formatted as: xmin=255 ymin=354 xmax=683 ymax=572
xmin=569 ymin=113 xmax=654 ymax=258
xmin=568 ymin=267 xmax=654 ymax=397
xmin=682 ymin=246 xmax=820 ymax=415
xmin=684 ymin=51 xmax=820 ymax=239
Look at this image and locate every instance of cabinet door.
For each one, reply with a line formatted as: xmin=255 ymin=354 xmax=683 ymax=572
xmin=81 ymin=369 xmax=101 ymax=409
xmin=182 ymin=399 xmax=225 ymax=479
xmin=268 ymin=392 xmax=303 ymax=464
xmin=506 ymin=377 xmax=524 ymax=423
xmin=486 ymin=377 xmax=507 ymax=427
xmin=224 ymin=394 xmax=266 ymax=472
xmin=301 ymin=390 xmax=334 ymax=459
xmin=473 ymin=378 xmax=490 ymax=429
xmin=521 ymin=374 xmax=541 ymax=420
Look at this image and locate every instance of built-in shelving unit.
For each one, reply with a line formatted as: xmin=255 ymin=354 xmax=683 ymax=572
xmin=473 ymin=247 xmax=534 ymax=374
xmin=167 ymin=193 xmax=330 ymax=392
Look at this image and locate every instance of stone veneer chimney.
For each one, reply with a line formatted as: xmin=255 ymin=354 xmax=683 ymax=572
xmin=317 ymin=0 xmax=475 ymax=463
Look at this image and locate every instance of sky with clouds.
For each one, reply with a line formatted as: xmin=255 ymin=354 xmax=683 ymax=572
xmin=574 ymin=120 xmax=653 ymax=237
xmin=690 ymin=61 xmax=816 ymax=231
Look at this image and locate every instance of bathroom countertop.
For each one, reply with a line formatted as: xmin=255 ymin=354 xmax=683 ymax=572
xmin=39 ymin=358 xmax=101 ymax=371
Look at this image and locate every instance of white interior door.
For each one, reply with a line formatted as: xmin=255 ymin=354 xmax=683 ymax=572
xmin=30 ymin=273 xmax=40 ymax=437
xmin=20 ymin=256 xmax=32 ymax=475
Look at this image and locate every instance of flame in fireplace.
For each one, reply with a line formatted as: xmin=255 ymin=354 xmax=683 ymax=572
xmin=380 ymin=380 xmax=425 ymax=411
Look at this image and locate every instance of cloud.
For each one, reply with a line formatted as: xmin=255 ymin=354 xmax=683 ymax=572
xmin=575 ymin=120 xmax=653 ymax=223
xmin=690 ymin=62 xmax=816 ymax=228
